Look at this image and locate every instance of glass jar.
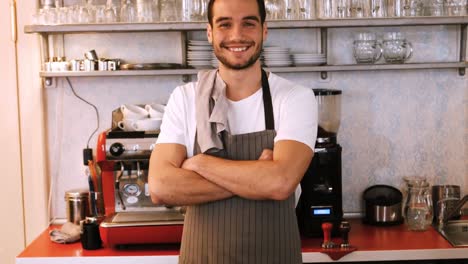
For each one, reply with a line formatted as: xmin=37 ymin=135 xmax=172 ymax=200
xmin=403 ymin=179 xmax=433 ymax=231
xmin=382 ymin=32 xmax=413 ymax=63
xmin=353 ymin=32 xmax=382 ymax=64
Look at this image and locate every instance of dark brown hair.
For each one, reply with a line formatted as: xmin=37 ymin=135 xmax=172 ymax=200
xmin=207 ymin=0 xmax=266 ymax=26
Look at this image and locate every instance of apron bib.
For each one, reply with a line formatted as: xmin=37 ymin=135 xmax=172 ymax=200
xmin=179 ymin=70 xmax=302 ymax=264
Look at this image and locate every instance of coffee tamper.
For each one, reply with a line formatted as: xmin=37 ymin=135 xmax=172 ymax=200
xmin=340 ymin=221 xmax=351 ymax=248
xmin=321 ymin=222 xmax=335 ymax=249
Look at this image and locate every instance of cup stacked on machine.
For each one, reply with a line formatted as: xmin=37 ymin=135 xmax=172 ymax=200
xmin=118 ymin=104 xmax=165 ymax=132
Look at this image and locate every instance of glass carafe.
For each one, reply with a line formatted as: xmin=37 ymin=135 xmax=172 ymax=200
xmin=403 ymin=178 xmax=433 ymax=231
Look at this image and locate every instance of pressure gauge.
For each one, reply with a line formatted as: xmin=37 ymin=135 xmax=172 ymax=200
xmin=123 ymin=183 xmax=141 ymax=196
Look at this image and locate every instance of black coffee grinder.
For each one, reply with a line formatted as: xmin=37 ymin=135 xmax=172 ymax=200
xmin=297 ymin=89 xmax=343 ymax=237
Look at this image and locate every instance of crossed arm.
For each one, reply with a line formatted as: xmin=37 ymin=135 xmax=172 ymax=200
xmin=148 ymin=140 xmax=313 ymax=206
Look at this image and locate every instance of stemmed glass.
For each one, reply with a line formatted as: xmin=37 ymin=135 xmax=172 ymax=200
xmin=104 ymin=0 xmax=118 ymax=22
xmin=265 ymin=0 xmax=286 ymax=20
xmin=121 ymin=0 xmax=137 ymax=22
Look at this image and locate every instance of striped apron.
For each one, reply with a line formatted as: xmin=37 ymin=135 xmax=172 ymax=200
xmin=179 ymin=70 xmax=302 ymax=264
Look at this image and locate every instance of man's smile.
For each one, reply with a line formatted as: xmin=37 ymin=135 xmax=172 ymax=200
xmin=221 ymin=42 xmax=254 ymax=54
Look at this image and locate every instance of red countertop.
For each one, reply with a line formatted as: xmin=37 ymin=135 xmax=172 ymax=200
xmin=17 ymin=219 xmax=468 ymax=263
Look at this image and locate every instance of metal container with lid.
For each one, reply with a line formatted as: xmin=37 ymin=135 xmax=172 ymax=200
xmin=65 ymin=189 xmax=90 ymax=225
xmin=363 ymin=185 xmax=403 ymax=226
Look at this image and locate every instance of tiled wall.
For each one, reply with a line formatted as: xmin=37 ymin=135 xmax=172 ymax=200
xmin=46 ymin=26 xmax=467 ymax=218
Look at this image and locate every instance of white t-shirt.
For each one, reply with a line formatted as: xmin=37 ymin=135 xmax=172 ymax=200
xmin=157 ymin=72 xmax=318 ymax=158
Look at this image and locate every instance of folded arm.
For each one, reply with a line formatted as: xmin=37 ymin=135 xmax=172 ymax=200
xmin=182 ymin=140 xmax=313 ymax=201
xmin=148 ymin=143 xmax=233 ymax=206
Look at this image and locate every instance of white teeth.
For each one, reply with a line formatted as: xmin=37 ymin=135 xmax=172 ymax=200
xmin=229 ymin=47 xmax=248 ymax=52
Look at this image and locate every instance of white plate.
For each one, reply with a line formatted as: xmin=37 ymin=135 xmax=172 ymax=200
xmin=187 ymin=52 xmax=213 ymax=55
xmin=293 ymin=55 xmax=326 ymax=59
xmin=188 ymin=46 xmax=213 ymax=51
xmin=294 ymin=62 xmax=326 ymax=66
xmin=263 ymin=47 xmax=289 ymax=51
xmin=265 ymin=61 xmax=292 ymax=65
xmin=188 ymin=40 xmax=211 ymax=45
xmin=188 ymin=61 xmax=212 ymax=65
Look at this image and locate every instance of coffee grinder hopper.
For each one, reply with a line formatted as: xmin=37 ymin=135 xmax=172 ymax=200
xmin=313 ymin=89 xmax=342 ymax=145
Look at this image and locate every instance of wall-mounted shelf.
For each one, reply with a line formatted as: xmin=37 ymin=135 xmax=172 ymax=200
xmin=26 ymin=16 xmax=468 ymax=83
xmin=39 ymin=62 xmax=467 ymax=78
xmin=39 ymin=62 xmax=467 ymax=85
xmin=25 ymin=16 xmax=468 ymax=34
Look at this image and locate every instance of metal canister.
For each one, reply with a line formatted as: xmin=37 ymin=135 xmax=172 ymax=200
xmin=84 ymin=59 xmax=97 ymax=71
xmin=98 ymin=59 xmax=108 ymax=71
xmin=65 ymin=189 xmax=90 ymax=225
xmin=70 ymin=59 xmax=81 ymax=71
xmin=432 ymin=185 xmax=461 ymax=223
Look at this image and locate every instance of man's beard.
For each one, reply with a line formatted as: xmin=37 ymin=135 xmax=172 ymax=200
xmin=214 ymin=40 xmax=263 ymax=70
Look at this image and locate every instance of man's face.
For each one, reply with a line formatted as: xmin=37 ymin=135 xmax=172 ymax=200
xmin=207 ymin=0 xmax=267 ymax=70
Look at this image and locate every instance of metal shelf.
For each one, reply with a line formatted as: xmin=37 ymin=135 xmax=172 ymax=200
xmin=39 ymin=62 xmax=467 ymax=78
xmin=25 ymin=16 xmax=468 ymax=34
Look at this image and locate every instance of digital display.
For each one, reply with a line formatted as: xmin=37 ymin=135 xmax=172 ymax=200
xmin=313 ymin=208 xmax=331 ymax=216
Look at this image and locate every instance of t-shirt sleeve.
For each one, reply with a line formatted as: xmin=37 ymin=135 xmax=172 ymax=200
xmin=274 ymin=86 xmax=318 ymax=151
xmin=156 ymin=86 xmax=187 ymax=146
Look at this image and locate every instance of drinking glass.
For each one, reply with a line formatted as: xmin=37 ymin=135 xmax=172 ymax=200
xmin=353 ymin=32 xmax=382 ymax=64
xmin=265 ymin=0 xmax=286 ymax=20
xmin=382 ymin=32 xmax=413 ymax=63
xmin=425 ymin=0 xmax=445 ymax=16
xmin=387 ymin=0 xmax=402 ymax=17
xmin=371 ymin=0 xmax=387 ymax=17
xmin=57 ymin=7 xmax=69 ymax=24
xmin=286 ymin=0 xmax=299 ymax=19
xmin=152 ymin=0 xmax=160 ymax=21
xmin=95 ymin=5 xmax=106 ymax=23
xmin=401 ymin=0 xmax=424 ymax=16
xmin=297 ymin=0 xmax=315 ymax=19
xmin=317 ymin=0 xmax=334 ymax=18
xmin=159 ymin=0 xmax=178 ymax=21
xmin=334 ymin=0 xmax=350 ymax=18
xmin=78 ymin=6 xmax=91 ymax=23
xmin=104 ymin=3 xmax=118 ymax=22
xmin=136 ymin=0 xmax=154 ymax=22
xmin=188 ymin=0 xmax=207 ymax=21
xmin=121 ymin=0 xmax=137 ymax=22
xmin=350 ymin=0 xmax=370 ymax=17
xmin=79 ymin=0 xmax=96 ymax=23
xmin=444 ymin=0 xmax=467 ymax=16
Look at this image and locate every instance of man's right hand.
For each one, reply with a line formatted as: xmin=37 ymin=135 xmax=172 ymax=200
xmin=258 ymin=149 xmax=273 ymax=161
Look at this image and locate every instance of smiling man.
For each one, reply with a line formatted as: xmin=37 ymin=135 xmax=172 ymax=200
xmin=148 ymin=0 xmax=318 ymax=263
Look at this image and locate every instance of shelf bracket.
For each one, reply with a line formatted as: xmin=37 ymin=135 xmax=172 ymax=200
xmin=459 ymin=24 xmax=466 ymax=77
xmin=458 ymin=68 xmax=465 ymax=76
xmin=320 ymin=71 xmax=328 ymax=80
xmin=182 ymin=74 xmax=191 ymax=83
xmin=44 ymin=77 xmax=53 ymax=87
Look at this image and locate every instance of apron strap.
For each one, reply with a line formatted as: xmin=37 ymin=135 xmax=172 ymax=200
xmin=261 ymin=69 xmax=275 ymax=130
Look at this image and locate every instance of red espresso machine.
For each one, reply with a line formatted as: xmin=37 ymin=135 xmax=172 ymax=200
xmin=97 ymin=129 xmax=184 ymax=247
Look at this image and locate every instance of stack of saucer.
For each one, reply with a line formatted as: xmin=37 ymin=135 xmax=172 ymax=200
xmin=292 ymin=53 xmax=326 ymax=66
xmin=262 ymin=46 xmax=292 ymax=67
xmin=187 ymin=40 xmax=214 ymax=69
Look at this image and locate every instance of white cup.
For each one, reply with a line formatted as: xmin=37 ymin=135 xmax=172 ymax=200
xmin=120 ymin=104 xmax=148 ymax=120
xmin=145 ymin=103 xmax=165 ymax=119
xmin=132 ymin=118 xmax=162 ymax=131
xmin=118 ymin=119 xmax=138 ymax=131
